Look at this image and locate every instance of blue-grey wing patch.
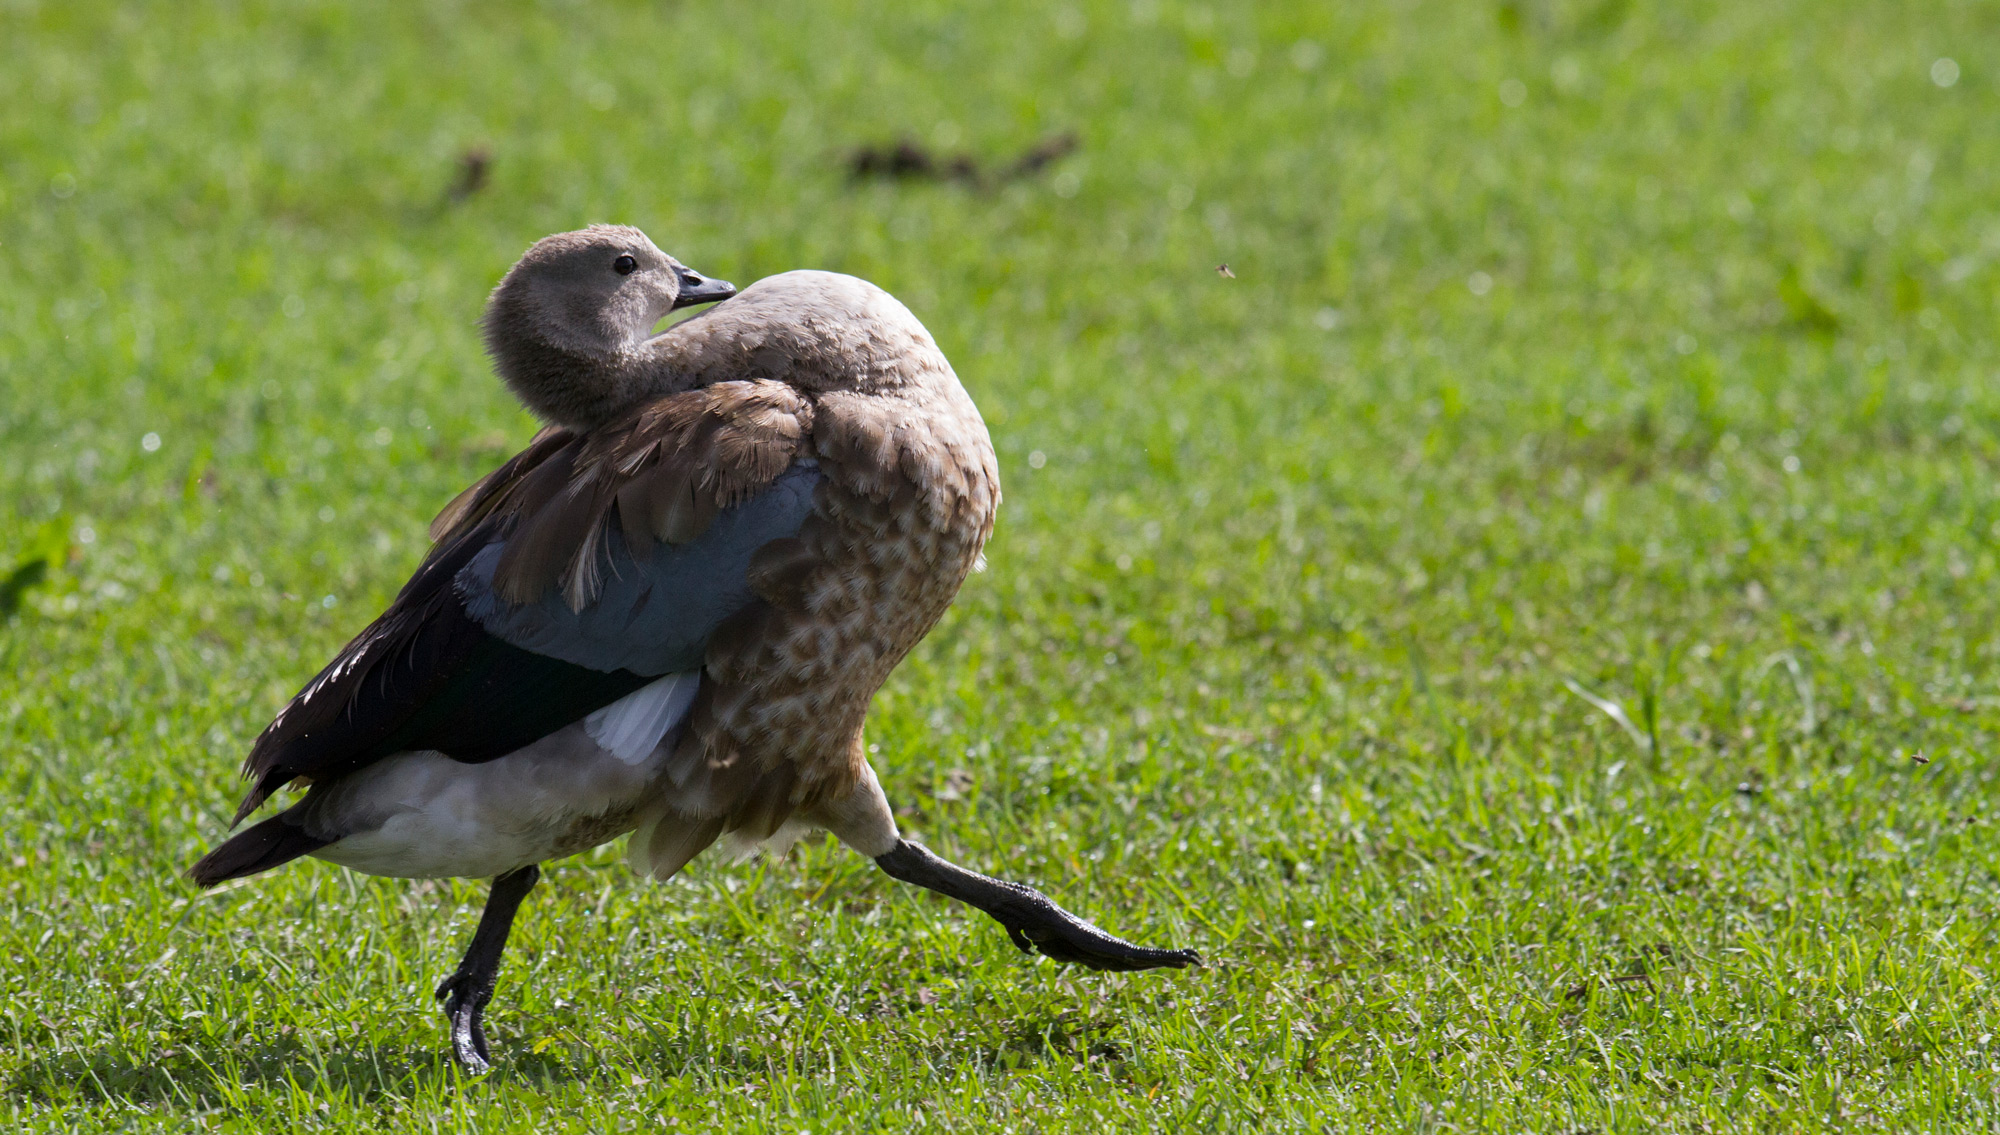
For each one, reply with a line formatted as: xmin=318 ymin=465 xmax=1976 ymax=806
xmin=456 ymin=461 xmax=822 ymax=675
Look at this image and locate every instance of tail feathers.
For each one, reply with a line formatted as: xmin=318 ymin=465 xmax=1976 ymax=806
xmin=626 ymin=806 xmax=725 ymax=882
xmin=188 ymin=812 xmax=331 ymax=887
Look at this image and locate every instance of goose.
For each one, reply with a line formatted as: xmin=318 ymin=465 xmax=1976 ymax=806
xmin=190 ymin=225 xmax=1198 ymax=1074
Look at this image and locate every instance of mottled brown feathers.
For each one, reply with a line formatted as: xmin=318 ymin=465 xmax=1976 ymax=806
xmin=430 ymin=381 xmax=815 ymax=610
xmin=614 ymin=359 xmax=999 ymax=875
xmin=660 ymin=386 xmax=1000 ymax=839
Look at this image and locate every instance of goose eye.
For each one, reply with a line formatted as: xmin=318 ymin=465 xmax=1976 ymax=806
xmin=613 ymin=254 xmax=638 ymax=276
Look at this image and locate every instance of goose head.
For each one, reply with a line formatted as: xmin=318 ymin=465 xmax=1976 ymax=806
xmin=482 ymin=225 xmax=736 ymax=432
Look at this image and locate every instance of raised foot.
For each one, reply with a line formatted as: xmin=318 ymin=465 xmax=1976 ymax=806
xmin=997 ymin=907 xmax=1202 ymax=971
xmin=435 ymin=970 xmax=495 ymax=1075
xmin=875 ymin=840 xmax=1201 ymax=971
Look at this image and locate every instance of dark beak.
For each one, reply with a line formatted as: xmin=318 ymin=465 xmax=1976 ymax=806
xmin=671 ymin=265 xmax=737 ymax=309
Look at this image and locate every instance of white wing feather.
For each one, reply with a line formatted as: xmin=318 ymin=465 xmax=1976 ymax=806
xmin=584 ymin=671 xmax=700 ymax=764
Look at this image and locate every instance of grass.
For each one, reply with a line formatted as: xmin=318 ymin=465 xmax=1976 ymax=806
xmin=3 ymin=0 xmax=1998 ymax=1129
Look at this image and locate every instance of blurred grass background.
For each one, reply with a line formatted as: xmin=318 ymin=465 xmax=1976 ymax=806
xmin=3 ymin=0 xmax=1999 ymax=1130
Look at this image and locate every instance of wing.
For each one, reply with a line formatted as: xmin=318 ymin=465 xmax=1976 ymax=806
xmin=456 ymin=463 xmax=819 ymax=675
xmin=231 ymin=381 xmax=817 ymax=823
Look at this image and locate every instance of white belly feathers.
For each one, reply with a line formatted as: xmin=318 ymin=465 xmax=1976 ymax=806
xmin=307 ymin=672 xmax=700 ymax=878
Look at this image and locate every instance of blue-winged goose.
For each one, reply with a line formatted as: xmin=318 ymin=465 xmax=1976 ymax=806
xmin=190 ymin=225 xmax=1197 ymax=1073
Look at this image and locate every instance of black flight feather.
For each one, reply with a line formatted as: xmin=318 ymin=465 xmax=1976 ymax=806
xmin=188 ymin=808 xmax=332 ymax=886
xmin=231 ymin=519 xmax=651 ymax=823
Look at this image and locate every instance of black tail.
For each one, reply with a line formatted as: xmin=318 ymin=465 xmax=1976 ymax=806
xmin=188 ymin=811 xmax=331 ymax=887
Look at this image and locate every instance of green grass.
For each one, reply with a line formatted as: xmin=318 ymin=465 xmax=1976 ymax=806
xmin=4 ymin=0 xmax=1998 ymax=1129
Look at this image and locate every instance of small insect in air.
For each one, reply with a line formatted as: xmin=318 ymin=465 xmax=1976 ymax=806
xmin=1215 ymin=263 xmax=1236 ymax=278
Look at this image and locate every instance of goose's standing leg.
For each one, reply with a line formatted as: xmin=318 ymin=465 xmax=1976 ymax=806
xmin=434 ymin=864 xmax=540 ymax=1074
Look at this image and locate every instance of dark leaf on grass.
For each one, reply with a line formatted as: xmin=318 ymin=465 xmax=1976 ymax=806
xmin=1002 ymin=131 xmax=1080 ymax=178
xmin=0 ymin=557 xmax=49 ymax=619
xmin=848 ymin=131 xmax=1079 ymax=187
xmin=448 ymin=147 xmax=492 ymax=202
xmin=848 ymin=138 xmax=979 ymax=183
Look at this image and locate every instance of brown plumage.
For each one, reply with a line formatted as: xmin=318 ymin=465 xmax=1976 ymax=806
xmin=189 ymin=227 xmax=1192 ymax=1077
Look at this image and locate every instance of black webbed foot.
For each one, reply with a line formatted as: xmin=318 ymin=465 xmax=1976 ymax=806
xmin=435 ymin=864 xmax=540 ymax=1075
xmin=875 ymin=840 xmax=1200 ymax=971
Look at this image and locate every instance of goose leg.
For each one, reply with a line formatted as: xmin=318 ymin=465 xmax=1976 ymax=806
xmin=434 ymin=864 xmax=540 ymax=1074
xmin=874 ymin=840 xmax=1200 ymax=971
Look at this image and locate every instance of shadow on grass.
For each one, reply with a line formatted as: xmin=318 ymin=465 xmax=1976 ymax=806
xmin=4 ymin=1039 xmax=589 ymax=1106
xmin=8 ymin=1008 xmax=1163 ymax=1104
